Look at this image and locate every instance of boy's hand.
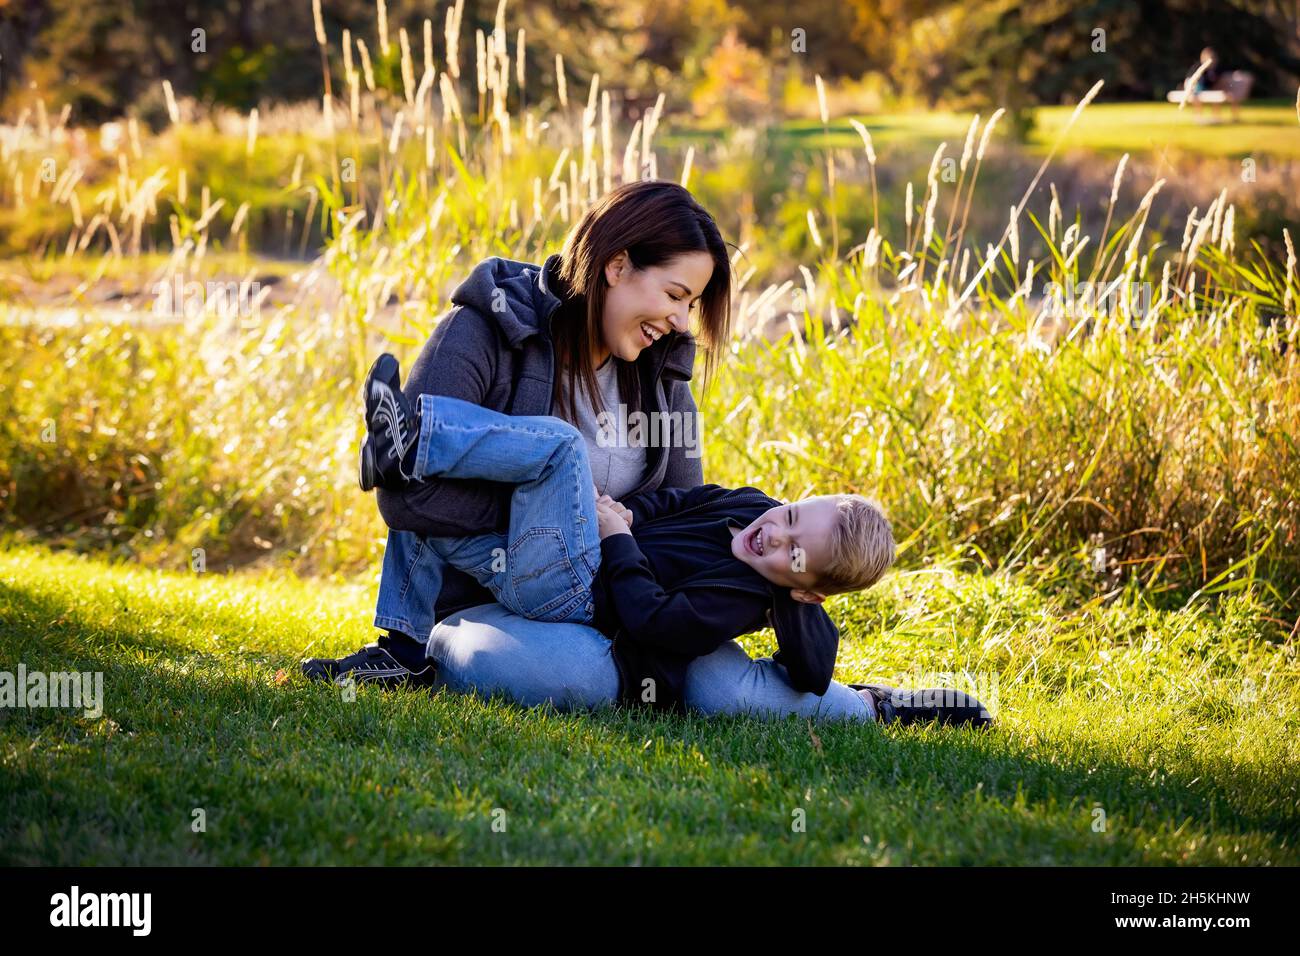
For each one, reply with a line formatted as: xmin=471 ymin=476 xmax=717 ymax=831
xmin=596 ymin=493 xmax=633 ymax=529
xmin=596 ymin=499 xmax=632 ymax=539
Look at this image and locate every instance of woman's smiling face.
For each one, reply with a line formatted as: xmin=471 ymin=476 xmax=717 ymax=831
xmin=596 ymin=250 xmax=715 ymax=364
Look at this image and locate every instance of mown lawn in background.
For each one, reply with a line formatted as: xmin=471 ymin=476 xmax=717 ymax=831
xmin=2 ymin=546 xmax=1296 ymax=865
xmin=1027 ymin=100 xmax=1300 ymax=157
xmin=666 ymin=101 xmax=1300 ymax=158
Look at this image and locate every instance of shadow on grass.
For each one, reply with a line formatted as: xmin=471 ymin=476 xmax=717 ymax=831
xmin=2 ymin=578 xmax=1295 ymax=864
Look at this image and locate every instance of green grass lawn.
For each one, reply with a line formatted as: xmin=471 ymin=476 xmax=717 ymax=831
xmin=2 ymin=546 xmax=1296 ymax=865
xmin=1028 ymin=100 xmax=1300 ymax=157
xmin=667 ymin=101 xmax=1300 ymax=159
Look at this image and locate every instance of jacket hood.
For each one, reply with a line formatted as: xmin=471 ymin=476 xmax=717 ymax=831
xmin=448 ymin=253 xmax=697 ymax=381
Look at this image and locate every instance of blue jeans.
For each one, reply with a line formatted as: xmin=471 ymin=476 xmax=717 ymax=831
xmin=426 ymin=603 xmax=874 ymax=722
xmin=377 ymin=394 xmax=601 ymax=629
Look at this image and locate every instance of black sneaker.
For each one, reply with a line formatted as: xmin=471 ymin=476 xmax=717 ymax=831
xmin=359 ymin=353 xmax=420 ymax=491
xmin=301 ymin=640 xmax=437 ymax=689
xmin=852 ymin=684 xmax=994 ymax=729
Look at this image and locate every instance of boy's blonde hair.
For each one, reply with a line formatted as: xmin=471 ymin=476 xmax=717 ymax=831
xmin=816 ymin=495 xmax=895 ymax=596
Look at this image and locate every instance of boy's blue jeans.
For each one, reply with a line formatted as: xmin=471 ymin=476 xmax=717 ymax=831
xmin=379 ymin=394 xmax=601 ymax=629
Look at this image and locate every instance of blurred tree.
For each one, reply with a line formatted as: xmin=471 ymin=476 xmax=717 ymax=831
xmin=5 ymin=0 xmax=323 ymax=121
xmin=730 ymin=0 xmax=903 ymax=76
xmin=690 ymin=25 xmax=771 ymax=124
xmin=0 ymin=0 xmax=48 ymax=110
xmin=1 ymin=0 xmax=1297 ymax=121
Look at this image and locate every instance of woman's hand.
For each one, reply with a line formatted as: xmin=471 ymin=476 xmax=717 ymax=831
xmin=596 ymin=498 xmax=633 ymax=539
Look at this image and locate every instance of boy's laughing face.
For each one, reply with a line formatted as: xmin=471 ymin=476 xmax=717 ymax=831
xmin=729 ymin=497 xmax=839 ymax=603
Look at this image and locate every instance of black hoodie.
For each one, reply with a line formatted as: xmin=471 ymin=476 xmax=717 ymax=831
xmin=595 ymin=484 xmax=842 ymax=714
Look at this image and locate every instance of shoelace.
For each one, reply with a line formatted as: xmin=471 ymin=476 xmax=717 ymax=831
xmin=373 ymin=397 xmax=413 ymax=455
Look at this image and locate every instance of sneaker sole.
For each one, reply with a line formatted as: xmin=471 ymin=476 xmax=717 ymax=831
xmin=332 ymin=664 xmax=438 ymax=688
xmin=360 ymin=352 xmax=400 ymax=491
xmin=358 ymin=437 xmax=377 ymax=491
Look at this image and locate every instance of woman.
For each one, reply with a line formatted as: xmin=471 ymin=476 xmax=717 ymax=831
xmin=303 ymin=180 xmax=874 ymax=721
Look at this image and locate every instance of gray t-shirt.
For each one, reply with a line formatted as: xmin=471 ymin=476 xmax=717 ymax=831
xmin=562 ymin=357 xmax=647 ymax=500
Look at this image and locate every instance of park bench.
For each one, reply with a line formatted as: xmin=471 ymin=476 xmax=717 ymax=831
xmin=1166 ymin=70 xmax=1254 ymax=105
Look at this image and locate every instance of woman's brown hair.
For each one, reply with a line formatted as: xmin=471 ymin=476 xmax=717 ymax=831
xmin=550 ymin=180 xmax=732 ymax=421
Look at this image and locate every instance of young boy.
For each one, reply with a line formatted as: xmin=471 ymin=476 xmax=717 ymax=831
xmin=358 ymin=353 xmax=991 ymax=727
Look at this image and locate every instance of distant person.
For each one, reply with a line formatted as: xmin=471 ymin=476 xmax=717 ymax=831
xmin=1185 ymin=47 xmax=1242 ymax=123
xmin=1187 ymin=48 xmax=1218 ymax=120
xmin=1188 ymin=47 xmax=1221 ymax=98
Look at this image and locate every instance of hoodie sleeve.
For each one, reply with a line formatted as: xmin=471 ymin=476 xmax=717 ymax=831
xmin=375 ymin=305 xmax=514 ymax=537
xmin=597 ymin=533 xmax=770 ymax=656
xmin=769 ymin=593 xmax=840 ymax=695
xmin=623 ymin=484 xmax=723 ymax=525
xmin=623 ymin=484 xmax=769 ymax=527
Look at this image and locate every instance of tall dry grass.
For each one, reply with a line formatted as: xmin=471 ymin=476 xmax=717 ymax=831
xmin=0 ymin=0 xmax=1296 ymax=617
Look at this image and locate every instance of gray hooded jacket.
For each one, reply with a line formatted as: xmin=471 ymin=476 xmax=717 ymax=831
xmin=376 ymin=253 xmax=705 ymax=622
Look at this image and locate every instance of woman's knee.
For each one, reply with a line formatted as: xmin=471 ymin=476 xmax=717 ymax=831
xmin=427 ymin=606 xmax=511 ymax=686
xmin=428 ymin=603 xmax=619 ymax=709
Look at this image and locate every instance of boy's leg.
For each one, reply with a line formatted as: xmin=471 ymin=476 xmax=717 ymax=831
xmin=682 ymin=641 xmax=877 ymax=722
xmin=300 ymin=526 xmax=436 ymax=686
xmin=413 ymin=394 xmax=600 ymax=624
xmin=410 ymin=394 xmax=581 ymax=484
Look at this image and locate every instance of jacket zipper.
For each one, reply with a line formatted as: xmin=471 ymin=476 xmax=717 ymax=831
xmin=625 ymin=337 xmax=677 ymax=498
